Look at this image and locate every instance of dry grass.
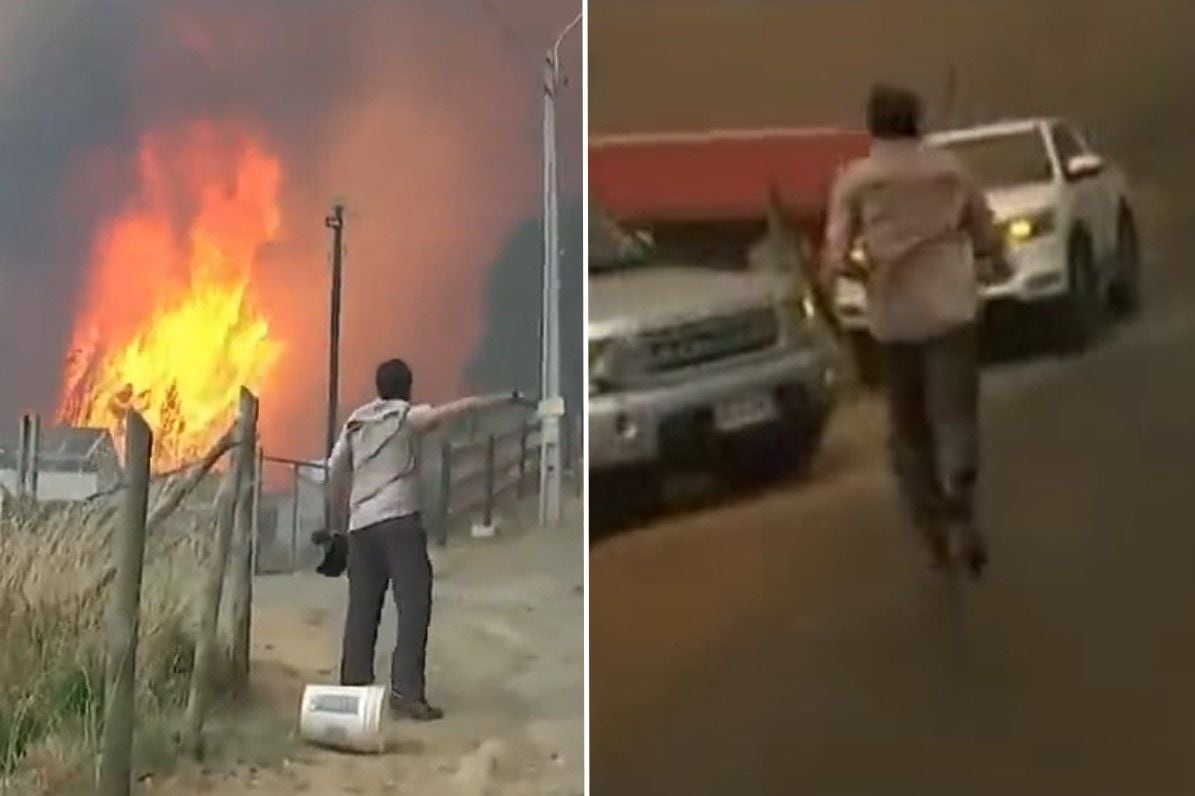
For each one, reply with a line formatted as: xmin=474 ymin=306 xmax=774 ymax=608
xmin=0 ymin=497 xmax=206 ymax=795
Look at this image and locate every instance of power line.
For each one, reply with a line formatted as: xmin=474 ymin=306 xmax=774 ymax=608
xmin=473 ymin=0 xmax=533 ymax=63
xmin=471 ymin=0 xmax=582 ymax=85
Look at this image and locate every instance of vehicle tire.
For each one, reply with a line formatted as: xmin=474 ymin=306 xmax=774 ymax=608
xmin=1056 ymin=231 xmax=1103 ymax=354
xmin=589 ymin=464 xmax=662 ymax=531
xmin=1109 ymin=207 xmax=1142 ymax=318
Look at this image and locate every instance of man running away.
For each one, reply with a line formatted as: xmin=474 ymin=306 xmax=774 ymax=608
xmin=822 ymin=83 xmax=1010 ymax=576
xmin=327 ymin=358 xmax=523 ymax=718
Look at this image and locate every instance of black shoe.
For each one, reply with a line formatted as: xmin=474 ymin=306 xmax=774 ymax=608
xmin=389 ymin=694 xmax=444 ymax=721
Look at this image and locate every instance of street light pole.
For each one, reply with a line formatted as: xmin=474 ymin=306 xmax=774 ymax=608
xmin=324 ymin=203 xmax=346 ymax=461
xmin=538 ymin=11 xmax=581 ymax=529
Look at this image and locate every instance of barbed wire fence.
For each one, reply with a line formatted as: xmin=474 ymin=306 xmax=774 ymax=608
xmin=0 ymin=391 xmax=261 ymax=790
xmin=0 ymin=388 xmax=582 ymax=790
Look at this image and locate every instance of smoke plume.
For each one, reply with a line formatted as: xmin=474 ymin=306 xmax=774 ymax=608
xmin=0 ymin=0 xmax=582 ymax=459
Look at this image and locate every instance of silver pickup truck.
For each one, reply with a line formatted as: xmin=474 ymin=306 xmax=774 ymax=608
xmin=588 ymin=206 xmax=839 ymax=492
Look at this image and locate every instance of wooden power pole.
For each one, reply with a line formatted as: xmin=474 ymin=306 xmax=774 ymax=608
xmin=324 ymin=203 xmax=346 ymax=461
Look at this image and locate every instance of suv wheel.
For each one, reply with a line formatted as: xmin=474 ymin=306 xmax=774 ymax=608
xmin=590 ymin=465 xmax=662 ymax=531
xmin=1109 ymin=208 xmax=1142 ymax=317
xmin=1056 ymin=232 xmax=1103 ymax=354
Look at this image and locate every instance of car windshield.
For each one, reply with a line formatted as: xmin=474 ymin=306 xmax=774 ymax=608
xmin=641 ymin=221 xmax=766 ymax=270
xmin=937 ymin=130 xmax=1055 ymax=190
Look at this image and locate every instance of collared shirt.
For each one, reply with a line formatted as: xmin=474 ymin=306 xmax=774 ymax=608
xmin=328 ymin=398 xmax=438 ymax=532
xmin=823 ymin=139 xmax=1002 ymax=342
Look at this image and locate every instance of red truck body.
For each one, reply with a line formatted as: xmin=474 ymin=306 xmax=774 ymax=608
xmin=590 ymin=128 xmax=870 ymax=243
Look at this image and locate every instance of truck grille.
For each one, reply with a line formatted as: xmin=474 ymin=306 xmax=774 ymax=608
xmin=643 ymin=308 xmax=779 ymax=373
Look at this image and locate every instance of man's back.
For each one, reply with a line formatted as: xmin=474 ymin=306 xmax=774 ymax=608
xmin=333 ymin=398 xmax=427 ymax=532
xmin=827 ymin=139 xmax=999 ymax=342
xmin=328 ymin=389 xmax=518 ymax=535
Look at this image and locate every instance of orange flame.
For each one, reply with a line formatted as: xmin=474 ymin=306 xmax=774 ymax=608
xmin=59 ymin=122 xmax=284 ymax=470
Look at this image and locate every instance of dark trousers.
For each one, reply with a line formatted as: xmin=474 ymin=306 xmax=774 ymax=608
xmin=879 ymin=324 xmax=980 ymax=533
xmin=339 ymin=514 xmax=432 ymax=700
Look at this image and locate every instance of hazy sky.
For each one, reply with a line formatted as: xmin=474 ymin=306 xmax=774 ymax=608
xmin=590 ymin=0 xmax=1195 ymax=174
xmin=0 ymin=0 xmax=582 ymax=456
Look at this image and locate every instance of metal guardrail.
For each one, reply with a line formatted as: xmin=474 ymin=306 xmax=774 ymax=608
xmin=253 ymin=401 xmax=573 ymax=573
xmin=435 ymin=417 xmax=542 ymax=542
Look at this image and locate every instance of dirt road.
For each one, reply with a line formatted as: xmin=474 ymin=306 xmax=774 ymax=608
xmin=591 ymin=165 xmax=1195 ymax=795
xmin=153 ymin=498 xmax=583 ymax=796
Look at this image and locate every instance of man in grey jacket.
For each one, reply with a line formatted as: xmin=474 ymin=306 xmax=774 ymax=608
xmin=823 ymin=84 xmax=1010 ymax=576
xmin=327 ymin=358 xmax=521 ymax=719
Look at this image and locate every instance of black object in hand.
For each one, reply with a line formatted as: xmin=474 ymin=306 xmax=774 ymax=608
xmin=315 ymin=533 xmax=348 ymax=577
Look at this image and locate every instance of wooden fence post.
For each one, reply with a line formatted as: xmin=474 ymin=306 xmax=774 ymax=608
xmin=182 ymin=395 xmax=251 ymax=757
xmin=222 ymin=389 xmax=258 ymax=689
xmin=15 ymin=414 xmax=30 ymax=499
xmin=97 ymin=410 xmax=152 ymax=796
xmin=27 ymin=413 xmax=40 ymax=500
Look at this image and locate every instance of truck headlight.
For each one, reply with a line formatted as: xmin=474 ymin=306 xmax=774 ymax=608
xmin=1004 ymin=211 xmax=1056 ymax=244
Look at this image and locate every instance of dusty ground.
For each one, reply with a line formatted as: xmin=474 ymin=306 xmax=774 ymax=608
xmin=150 ymin=496 xmax=583 ymax=796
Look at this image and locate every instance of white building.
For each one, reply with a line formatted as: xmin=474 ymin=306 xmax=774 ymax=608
xmin=0 ymin=426 xmax=122 ymax=503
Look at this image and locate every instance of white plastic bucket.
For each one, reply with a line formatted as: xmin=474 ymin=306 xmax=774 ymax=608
xmin=298 ymin=684 xmax=388 ymax=753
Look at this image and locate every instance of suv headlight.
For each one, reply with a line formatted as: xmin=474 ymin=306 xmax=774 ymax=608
xmin=848 ymin=240 xmax=868 ymax=267
xmin=1004 ymin=210 xmax=1056 ymax=244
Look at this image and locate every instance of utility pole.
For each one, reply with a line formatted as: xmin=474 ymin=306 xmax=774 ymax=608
xmin=324 ymin=204 xmax=346 ymax=461
xmin=323 ymin=204 xmax=345 ymax=532
xmin=538 ymin=11 xmax=581 ymax=528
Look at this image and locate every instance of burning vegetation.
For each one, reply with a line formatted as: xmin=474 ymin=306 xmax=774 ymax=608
xmin=58 ymin=122 xmax=283 ymax=470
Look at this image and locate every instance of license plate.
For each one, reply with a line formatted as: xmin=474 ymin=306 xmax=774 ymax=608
xmin=714 ymin=392 xmax=779 ymax=432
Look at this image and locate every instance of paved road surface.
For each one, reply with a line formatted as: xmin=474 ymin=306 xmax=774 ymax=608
xmin=592 ymin=166 xmax=1195 ymax=794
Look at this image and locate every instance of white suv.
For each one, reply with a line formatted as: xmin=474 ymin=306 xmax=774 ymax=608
xmin=835 ymin=118 xmax=1141 ymax=357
